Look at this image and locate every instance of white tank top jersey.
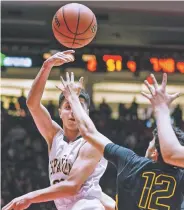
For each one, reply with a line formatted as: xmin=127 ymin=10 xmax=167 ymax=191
xmin=49 ymin=130 xmax=108 ymax=209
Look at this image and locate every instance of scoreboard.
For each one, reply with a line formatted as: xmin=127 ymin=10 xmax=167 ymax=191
xmin=1 ymin=46 xmax=184 ymax=74
xmin=75 ymin=54 xmax=184 ymax=74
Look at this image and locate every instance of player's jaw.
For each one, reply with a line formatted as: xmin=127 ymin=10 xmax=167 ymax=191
xmin=67 ymin=117 xmax=78 ymax=128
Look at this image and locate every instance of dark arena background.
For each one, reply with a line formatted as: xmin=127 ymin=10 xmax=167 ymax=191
xmin=1 ymin=1 xmax=184 ymax=209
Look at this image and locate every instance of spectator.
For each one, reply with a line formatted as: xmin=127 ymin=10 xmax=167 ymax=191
xmin=129 ymin=96 xmax=138 ymax=120
xmin=118 ymin=103 xmax=127 ymax=120
xmin=8 ymin=97 xmax=16 ymax=112
xmin=18 ymin=89 xmax=28 ymax=116
xmin=99 ymin=98 xmax=112 ymax=119
xmin=172 ymin=104 xmax=183 ymax=126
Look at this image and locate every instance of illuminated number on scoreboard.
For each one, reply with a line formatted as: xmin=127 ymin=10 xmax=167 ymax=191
xmin=138 ymin=172 xmax=176 ymax=210
xmin=82 ymin=54 xmax=97 ymax=72
xmin=106 ymin=59 xmax=115 ymax=71
xmin=87 ymin=58 xmax=97 ymax=72
xmin=127 ymin=61 xmax=136 ymax=72
xmin=103 ymin=55 xmax=122 ymax=72
xmin=106 ymin=59 xmax=122 ymax=72
xmin=176 ymin=62 xmax=184 ymax=73
xmin=150 ymin=57 xmax=175 ymax=73
xmin=116 ymin=60 xmax=122 ymax=71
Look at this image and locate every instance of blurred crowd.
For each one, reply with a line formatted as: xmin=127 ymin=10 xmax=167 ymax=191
xmin=1 ymin=91 xmax=184 ymax=209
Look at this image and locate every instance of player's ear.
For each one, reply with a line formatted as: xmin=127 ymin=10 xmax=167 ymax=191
xmin=151 ymin=149 xmax=158 ymax=161
xmin=155 ymin=149 xmax=159 ymax=160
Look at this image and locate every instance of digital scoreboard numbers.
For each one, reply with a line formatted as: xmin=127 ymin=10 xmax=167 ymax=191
xmin=149 ymin=57 xmax=184 ymax=73
xmin=82 ymin=54 xmax=97 ymax=72
xmin=82 ymin=54 xmax=184 ymax=74
xmin=103 ymin=55 xmax=122 ymax=72
xmin=102 ymin=55 xmax=138 ymax=73
xmin=82 ymin=54 xmax=138 ymax=73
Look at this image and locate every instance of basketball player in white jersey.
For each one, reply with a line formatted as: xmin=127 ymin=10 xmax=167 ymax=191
xmin=2 ymin=51 xmax=115 ymax=210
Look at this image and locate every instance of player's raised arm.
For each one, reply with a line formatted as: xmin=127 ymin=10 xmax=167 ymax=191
xmin=142 ymin=73 xmax=184 ymax=167
xmin=26 ymin=51 xmax=74 ymax=147
xmin=57 ymin=72 xmax=136 ymax=169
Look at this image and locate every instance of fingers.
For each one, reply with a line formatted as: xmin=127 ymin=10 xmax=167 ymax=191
xmin=59 ymin=73 xmax=84 ymax=96
xmin=71 ymin=72 xmax=74 ymax=83
xmin=141 ymin=92 xmax=152 ymax=100
xmin=66 ymin=72 xmax=70 ymax=83
xmin=170 ymin=92 xmax=181 ymax=102
xmin=59 ymin=72 xmax=77 ymax=87
xmin=57 ymin=53 xmax=74 ymax=63
xmin=2 ymin=201 xmax=14 ymax=210
xmin=79 ymin=77 xmax=84 ymax=88
xmin=62 ymin=50 xmax=75 ymax=54
xmin=161 ymin=73 xmax=167 ymax=92
xmin=55 ymin=85 xmax=64 ymax=92
xmin=144 ymin=80 xmax=155 ymax=96
xmin=60 ymin=76 xmax=66 ymax=87
xmin=150 ymin=74 xmax=158 ymax=90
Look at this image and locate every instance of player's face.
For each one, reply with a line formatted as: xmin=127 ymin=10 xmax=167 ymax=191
xmin=59 ymin=97 xmax=88 ymax=131
xmin=146 ymin=138 xmax=158 ymax=161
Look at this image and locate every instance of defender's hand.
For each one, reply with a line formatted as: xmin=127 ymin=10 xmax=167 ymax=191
xmin=141 ymin=73 xmax=180 ymax=109
xmin=44 ymin=50 xmax=75 ymax=67
xmin=56 ymin=72 xmax=84 ymax=100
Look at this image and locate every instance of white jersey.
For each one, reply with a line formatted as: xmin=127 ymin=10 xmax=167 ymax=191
xmin=49 ymin=130 xmax=107 ymax=209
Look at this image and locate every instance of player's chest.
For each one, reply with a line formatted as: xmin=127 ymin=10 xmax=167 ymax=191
xmin=49 ymin=141 xmax=83 ymax=177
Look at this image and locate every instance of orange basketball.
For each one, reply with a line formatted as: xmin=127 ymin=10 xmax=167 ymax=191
xmin=52 ymin=3 xmax=97 ymax=49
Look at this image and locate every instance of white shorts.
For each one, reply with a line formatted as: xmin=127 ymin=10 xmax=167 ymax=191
xmin=58 ymin=198 xmax=105 ymax=210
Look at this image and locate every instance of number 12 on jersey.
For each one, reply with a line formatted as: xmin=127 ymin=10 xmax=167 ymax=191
xmin=138 ymin=172 xmax=176 ymax=210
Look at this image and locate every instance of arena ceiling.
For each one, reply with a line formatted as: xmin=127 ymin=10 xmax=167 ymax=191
xmin=1 ymin=1 xmax=184 ymax=54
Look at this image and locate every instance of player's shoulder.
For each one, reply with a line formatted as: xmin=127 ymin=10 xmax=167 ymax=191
xmin=139 ymin=161 xmax=184 ymax=176
xmin=80 ymin=141 xmax=101 ymax=154
xmin=177 ymin=168 xmax=184 ymax=179
xmin=79 ymin=141 xmax=102 ymax=160
xmin=53 ymin=128 xmax=64 ymax=141
xmin=79 ymin=141 xmax=107 ymax=168
xmin=113 ymin=143 xmax=149 ymax=164
xmin=49 ymin=129 xmax=65 ymax=150
xmin=129 ymin=155 xmax=152 ymax=169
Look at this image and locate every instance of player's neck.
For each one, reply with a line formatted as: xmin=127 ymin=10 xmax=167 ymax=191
xmin=63 ymin=127 xmax=81 ymax=142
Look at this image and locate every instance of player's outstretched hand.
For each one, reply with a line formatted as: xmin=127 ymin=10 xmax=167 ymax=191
xmin=56 ymin=72 xmax=84 ymax=100
xmin=44 ymin=50 xmax=75 ymax=67
xmin=2 ymin=194 xmax=31 ymax=210
xmin=141 ymin=73 xmax=180 ymax=110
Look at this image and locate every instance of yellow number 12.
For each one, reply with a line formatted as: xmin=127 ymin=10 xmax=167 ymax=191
xmin=138 ymin=172 xmax=176 ymax=210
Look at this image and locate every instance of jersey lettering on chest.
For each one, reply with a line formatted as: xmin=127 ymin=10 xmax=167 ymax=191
xmin=50 ymin=154 xmax=72 ymax=176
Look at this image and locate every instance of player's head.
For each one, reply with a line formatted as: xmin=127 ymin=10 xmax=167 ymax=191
xmin=146 ymin=127 xmax=184 ymax=164
xmin=58 ymin=89 xmax=90 ymax=131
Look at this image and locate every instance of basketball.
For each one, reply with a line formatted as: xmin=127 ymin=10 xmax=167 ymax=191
xmin=52 ymin=3 xmax=97 ymax=49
